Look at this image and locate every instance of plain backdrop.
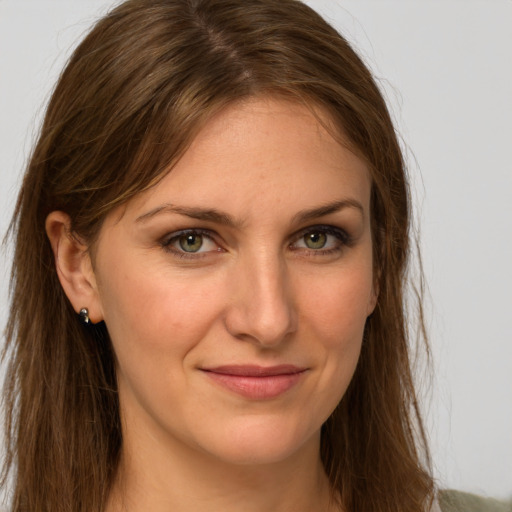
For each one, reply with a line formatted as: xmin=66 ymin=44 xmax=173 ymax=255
xmin=1 ymin=0 xmax=511 ymax=501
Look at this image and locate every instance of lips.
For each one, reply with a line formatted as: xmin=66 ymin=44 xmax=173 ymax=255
xmin=201 ymin=365 xmax=306 ymax=400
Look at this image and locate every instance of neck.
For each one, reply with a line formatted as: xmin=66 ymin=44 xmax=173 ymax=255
xmin=106 ymin=427 xmax=338 ymax=512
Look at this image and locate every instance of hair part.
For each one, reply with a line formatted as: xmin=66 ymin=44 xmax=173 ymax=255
xmin=3 ymin=1 xmax=434 ymax=511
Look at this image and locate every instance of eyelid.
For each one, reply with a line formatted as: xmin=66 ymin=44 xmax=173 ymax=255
xmin=160 ymin=228 xmax=224 ymax=257
xmin=159 ymin=224 xmax=352 ymax=259
xmin=289 ymin=224 xmax=352 ymax=251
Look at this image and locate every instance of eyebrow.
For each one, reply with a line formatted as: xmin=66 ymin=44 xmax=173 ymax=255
xmin=135 ymin=199 xmax=364 ymax=227
xmin=135 ymin=204 xmax=240 ymax=228
xmin=292 ymin=199 xmax=364 ymax=224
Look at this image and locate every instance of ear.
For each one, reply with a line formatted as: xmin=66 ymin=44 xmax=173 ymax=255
xmin=45 ymin=211 xmax=104 ymax=324
xmin=366 ymin=267 xmax=380 ymax=317
xmin=367 ymin=283 xmax=379 ymax=317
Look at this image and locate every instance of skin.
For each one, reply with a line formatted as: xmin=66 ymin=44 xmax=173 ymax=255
xmin=47 ymin=97 xmax=377 ymax=512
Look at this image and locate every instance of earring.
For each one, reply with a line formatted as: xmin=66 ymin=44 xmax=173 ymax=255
xmin=79 ymin=308 xmax=90 ymax=324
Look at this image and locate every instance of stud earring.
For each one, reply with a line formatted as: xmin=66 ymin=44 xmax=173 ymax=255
xmin=79 ymin=308 xmax=90 ymax=325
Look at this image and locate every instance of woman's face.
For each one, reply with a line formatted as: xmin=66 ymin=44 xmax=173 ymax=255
xmin=90 ymin=97 xmax=376 ymax=466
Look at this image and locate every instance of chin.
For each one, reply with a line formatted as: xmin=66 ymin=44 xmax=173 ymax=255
xmin=193 ymin=414 xmax=321 ymax=467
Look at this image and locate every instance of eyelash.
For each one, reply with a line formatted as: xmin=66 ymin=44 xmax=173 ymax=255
xmin=160 ymin=225 xmax=352 ymax=259
xmin=290 ymin=225 xmax=352 ymax=256
xmin=160 ymin=229 xmax=222 ymax=260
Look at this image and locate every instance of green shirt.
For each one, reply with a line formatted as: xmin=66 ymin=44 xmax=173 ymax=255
xmin=439 ymin=490 xmax=512 ymax=512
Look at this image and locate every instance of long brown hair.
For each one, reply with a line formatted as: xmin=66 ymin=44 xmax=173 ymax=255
xmin=2 ymin=1 xmax=434 ymax=510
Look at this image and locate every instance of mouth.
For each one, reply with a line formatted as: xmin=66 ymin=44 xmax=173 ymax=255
xmin=200 ymin=365 xmax=307 ymax=400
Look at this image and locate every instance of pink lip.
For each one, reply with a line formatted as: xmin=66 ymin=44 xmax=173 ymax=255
xmin=201 ymin=365 xmax=306 ymax=400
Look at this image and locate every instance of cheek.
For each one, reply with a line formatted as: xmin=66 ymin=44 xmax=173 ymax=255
xmin=96 ymin=256 xmax=227 ymax=364
xmin=300 ymin=265 xmax=374 ymax=342
xmin=95 ymin=262 xmax=229 ymax=421
xmin=298 ymin=264 xmax=373 ymax=392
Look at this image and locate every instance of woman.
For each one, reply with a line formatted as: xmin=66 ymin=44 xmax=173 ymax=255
xmin=2 ymin=0 xmax=437 ymax=511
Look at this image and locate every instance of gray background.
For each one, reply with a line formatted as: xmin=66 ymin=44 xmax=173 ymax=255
xmin=1 ymin=0 xmax=511 ymax=500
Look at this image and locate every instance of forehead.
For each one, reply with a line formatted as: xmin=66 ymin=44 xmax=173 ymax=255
xmin=115 ymin=96 xmax=371 ymax=225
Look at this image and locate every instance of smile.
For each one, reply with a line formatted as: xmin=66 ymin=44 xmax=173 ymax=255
xmin=201 ymin=365 xmax=307 ymax=400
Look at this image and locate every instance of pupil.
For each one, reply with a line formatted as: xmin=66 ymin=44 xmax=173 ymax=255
xmin=179 ymin=234 xmax=203 ymax=252
xmin=305 ymin=232 xmax=326 ymax=249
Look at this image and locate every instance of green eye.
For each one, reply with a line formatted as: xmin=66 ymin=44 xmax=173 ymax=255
xmin=304 ymin=232 xmax=327 ymax=249
xmin=178 ymin=233 xmax=204 ymax=252
xmin=162 ymin=229 xmax=222 ymax=257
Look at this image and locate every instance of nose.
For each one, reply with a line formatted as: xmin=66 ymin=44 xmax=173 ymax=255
xmin=224 ymin=252 xmax=298 ymax=347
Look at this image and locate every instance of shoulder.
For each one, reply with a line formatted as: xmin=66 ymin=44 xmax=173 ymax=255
xmin=438 ymin=490 xmax=512 ymax=512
